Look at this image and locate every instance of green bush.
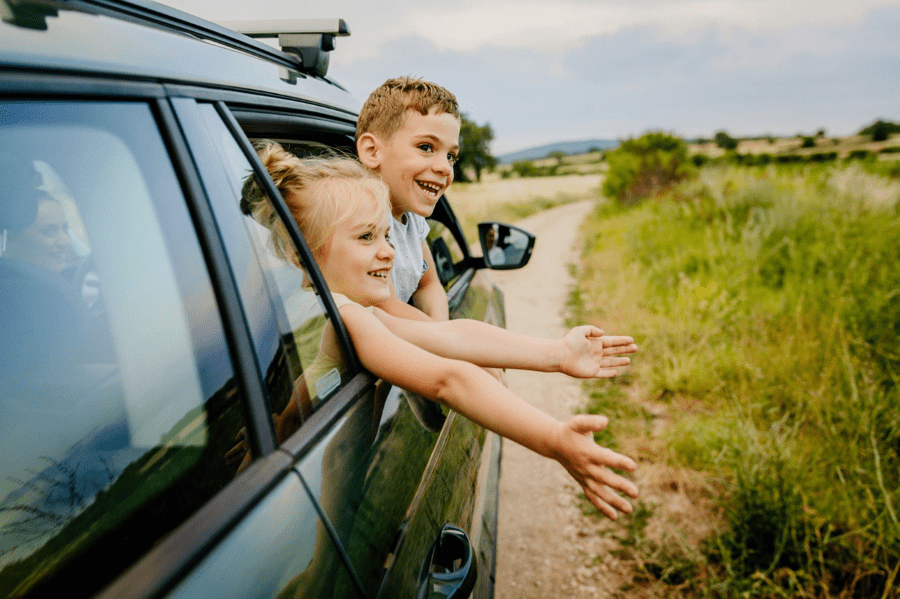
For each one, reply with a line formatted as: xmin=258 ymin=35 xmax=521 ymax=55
xmin=714 ymin=130 xmax=739 ymax=150
xmin=602 ymin=131 xmax=695 ymax=205
xmin=508 ymin=159 xmax=557 ymax=178
xmin=847 ymin=149 xmax=874 ymax=160
xmin=860 ymin=119 xmax=900 ymax=142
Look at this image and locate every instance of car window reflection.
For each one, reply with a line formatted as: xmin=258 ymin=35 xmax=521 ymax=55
xmin=0 ymin=102 xmax=246 ymax=598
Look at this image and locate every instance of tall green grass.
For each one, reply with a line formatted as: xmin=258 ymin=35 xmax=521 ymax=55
xmin=574 ymin=164 xmax=900 ymax=597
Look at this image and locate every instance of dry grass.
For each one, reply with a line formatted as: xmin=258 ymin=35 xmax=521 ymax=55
xmin=449 ymin=172 xmax=602 ymax=212
xmin=447 ymin=173 xmax=603 ymax=239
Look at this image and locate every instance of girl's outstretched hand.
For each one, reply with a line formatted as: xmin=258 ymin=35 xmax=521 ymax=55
xmin=559 ymin=326 xmax=638 ymax=379
xmin=551 ymin=414 xmax=639 ymax=520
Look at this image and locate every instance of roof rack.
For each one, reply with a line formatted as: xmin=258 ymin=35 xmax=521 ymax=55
xmin=2 ymin=0 xmax=348 ymax=77
xmin=221 ymin=19 xmax=350 ymax=78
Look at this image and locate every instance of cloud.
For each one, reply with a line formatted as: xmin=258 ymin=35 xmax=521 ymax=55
xmin=334 ymin=4 xmax=900 ymax=152
xmin=158 ymin=0 xmax=899 ymax=153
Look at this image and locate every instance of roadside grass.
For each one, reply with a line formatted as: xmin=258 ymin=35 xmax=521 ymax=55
xmin=569 ymin=163 xmax=900 ymax=598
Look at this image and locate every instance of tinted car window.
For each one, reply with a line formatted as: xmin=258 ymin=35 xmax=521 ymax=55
xmin=0 ymin=102 xmax=247 ymax=598
xmin=177 ymin=102 xmax=353 ymax=449
xmin=427 ymin=219 xmax=466 ymax=287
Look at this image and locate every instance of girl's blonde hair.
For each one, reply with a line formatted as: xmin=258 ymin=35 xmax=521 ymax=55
xmin=241 ymin=141 xmax=391 ymax=262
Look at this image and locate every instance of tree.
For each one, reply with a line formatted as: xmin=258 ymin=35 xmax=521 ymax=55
xmin=454 ymin=114 xmax=497 ymax=183
xmin=714 ymin=130 xmax=738 ymax=151
xmin=860 ymin=119 xmax=900 ymax=142
xmin=602 ymin=131 xmax=695 ymax=205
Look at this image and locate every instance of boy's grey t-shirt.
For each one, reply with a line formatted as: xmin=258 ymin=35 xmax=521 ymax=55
xmin=389 ymin=212 xmax=430 ymax=303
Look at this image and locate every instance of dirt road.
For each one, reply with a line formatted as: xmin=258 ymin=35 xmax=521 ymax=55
xmin=489 ymin=199 xmax=624 ymax=599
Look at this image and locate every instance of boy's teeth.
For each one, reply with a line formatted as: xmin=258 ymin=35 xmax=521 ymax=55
xmin=418 ymin=181 xmax=441 ymax=196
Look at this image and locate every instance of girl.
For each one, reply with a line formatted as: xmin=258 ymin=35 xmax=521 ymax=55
xmin=243 ymin=141 xmax=639 ymax=520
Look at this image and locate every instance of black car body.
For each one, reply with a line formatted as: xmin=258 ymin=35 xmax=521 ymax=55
xmin=0 ymin=1 xmax=535 ymax=597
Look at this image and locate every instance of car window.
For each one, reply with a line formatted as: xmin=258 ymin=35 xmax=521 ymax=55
xmin=0 ymin=101 xmax=248 ymax=598
xmin=427 ymin=219 xmax=466 ymax=287
xmin=183 ymin=102 xmax=352 ymax=438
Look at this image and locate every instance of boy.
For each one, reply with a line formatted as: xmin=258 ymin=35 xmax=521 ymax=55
xmin=355 ymin=76 xmax=460 ymax=322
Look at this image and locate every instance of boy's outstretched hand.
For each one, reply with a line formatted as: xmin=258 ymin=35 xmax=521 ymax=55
xmin=552 ymin=414 xmax=639 ymax=520
xmin=558 ymin=325 xmax=638 ymax=379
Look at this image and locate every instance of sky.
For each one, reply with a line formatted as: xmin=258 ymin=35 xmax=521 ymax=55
xmin=158 ymin=0 xmax=900 ymax=155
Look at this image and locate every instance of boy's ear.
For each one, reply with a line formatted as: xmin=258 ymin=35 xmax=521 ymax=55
xmin=356 ymin=133 xmax=382 ymax=169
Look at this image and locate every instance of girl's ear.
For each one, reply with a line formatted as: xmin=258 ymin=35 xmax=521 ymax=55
xmin=356 ymin=133 xmax=382 ymax=169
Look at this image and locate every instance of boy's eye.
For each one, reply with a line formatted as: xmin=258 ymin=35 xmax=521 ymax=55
xmin=447 ymin=153 xmax=459 ymax=165
xmin=417 ymin=143 xmax=434 ymax=153
xmin=359 ymin=232 xmax=373 ymax=241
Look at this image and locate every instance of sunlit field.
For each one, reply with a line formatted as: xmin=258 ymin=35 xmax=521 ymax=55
xmin=448 ymin=173 xmax=602 ymax=240
xmin=570 ymin=162 xmax=900 ymax=598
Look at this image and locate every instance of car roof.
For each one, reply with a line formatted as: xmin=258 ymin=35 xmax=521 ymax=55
xmin=0 ymin=0 xmax=360 ymax=115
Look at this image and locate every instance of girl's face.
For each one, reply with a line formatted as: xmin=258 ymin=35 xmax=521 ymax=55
xmin=313 ymin=193 xmax=394 ymax=307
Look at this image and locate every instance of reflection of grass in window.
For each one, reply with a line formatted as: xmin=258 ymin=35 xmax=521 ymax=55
xmin=0 ymin=378 xmax=245 ymax=598
xmin=294 ymin=314 xmax=327 ymax=370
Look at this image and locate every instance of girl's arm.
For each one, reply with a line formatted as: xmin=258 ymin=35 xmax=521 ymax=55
xmin=340 ymin=304 xmax=639 ymax=519
xmin=374 ymin=307 xmax=637 ymax=379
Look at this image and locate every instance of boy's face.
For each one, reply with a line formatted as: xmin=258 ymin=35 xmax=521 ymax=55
xmin=359 ymin=107 xmax=460 ymax=219
xmin=314 ymin=194 xmax=395 ymax=307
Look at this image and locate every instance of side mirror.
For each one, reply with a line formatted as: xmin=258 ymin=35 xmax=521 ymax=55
xmin=477 ymin=222 xmax=535 ymax=270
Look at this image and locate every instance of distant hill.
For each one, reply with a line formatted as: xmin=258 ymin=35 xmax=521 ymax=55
xmin=497 ymin=139 xmax=619 ymax=164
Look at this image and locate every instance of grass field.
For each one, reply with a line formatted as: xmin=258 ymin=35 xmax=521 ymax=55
xmin=568 ymin=162 xmax=900 ymax=598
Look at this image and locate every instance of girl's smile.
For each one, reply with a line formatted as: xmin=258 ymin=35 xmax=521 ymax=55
xmin=314 ymin=195 xmax=395 ymax=307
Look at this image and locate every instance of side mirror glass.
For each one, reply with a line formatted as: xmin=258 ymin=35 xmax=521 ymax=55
xmin=477 ymin=222 xmax=535 ymax=270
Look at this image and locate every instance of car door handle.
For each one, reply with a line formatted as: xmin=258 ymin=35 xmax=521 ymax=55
xmin=416 ymin=524 xmax=477 ymax=599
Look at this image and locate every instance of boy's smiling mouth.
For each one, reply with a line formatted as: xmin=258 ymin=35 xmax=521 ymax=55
xmin=417 ymin=180 xmax=443 ymax=197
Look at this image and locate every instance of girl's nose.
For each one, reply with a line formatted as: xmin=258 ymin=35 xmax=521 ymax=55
xmin=378 ymin=238 xmax=395 ymax=260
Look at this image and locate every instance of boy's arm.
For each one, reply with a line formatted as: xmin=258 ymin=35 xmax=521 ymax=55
xmin=410 ymin=240 xmax=449 ymax=321
xmin=374 ymin=309 xmax=636 ymax=378
xmin=340 ymin=304 xmax=638 ymax=519
xmin=374 ymin=271 xmax=434 ymax=322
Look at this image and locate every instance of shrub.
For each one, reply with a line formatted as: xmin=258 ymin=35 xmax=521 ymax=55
xmin=714 ymin=130 xmax=739 ymax=150
xmin=860 ymin=119 xmax=900 ymax=142
xmin=801 ymin=136 xmax=816 ymax=148
xmin=509 ymin=160 xmax=555 ymax=178
xmin=602 ymin=131 xmax=695 ymax=205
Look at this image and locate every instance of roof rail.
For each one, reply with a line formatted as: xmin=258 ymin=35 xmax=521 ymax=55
xmin=221 ymin=19 xmax=350 ymax=78
xmin=3 ymin=0 xmax=349 ymax=77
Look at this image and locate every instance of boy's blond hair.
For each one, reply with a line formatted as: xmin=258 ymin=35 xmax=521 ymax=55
xmin=242 ymin=141 xmax=390 ymax=260
xmin=355 ymin=76 xmax=460 ymax=142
